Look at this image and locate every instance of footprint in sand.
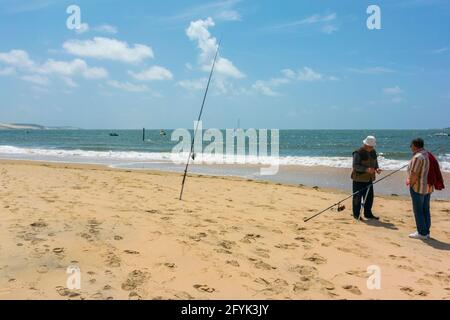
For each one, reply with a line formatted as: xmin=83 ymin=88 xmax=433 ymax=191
xmin=30 ymin=221 xmax=48 ymax=228
xmin=124 ymin=250 xmax=140 ymax=255
xmin=416 ymin=278 xmax=432 ymax=286
xmin=87 ymin=219 xmax=102 ymax=236
xmin=289 ymin=265 xmax=318 ymax=277
xmin=253 ymin=260 xmax=277 ymax=270
xmin=323 ymin=232 xmax=341 ymax=241
xmin=400 ymin=286 xmax=417 ymax=296
xmin=193 ymin=284 xmax=216 ymax=293
xmin=389 ymin=254 xmax=408 ymax=261
xmin=215 ymin=248 xmax=233 ymax=254
xmin=90 ymin=292 xmax=104 ymax=299
xmin=342 ymin=285 xmax=362 ymax=295
xmin=397 ymin=265 xmax=415 ymax=272
xmin=37 ymin=265 xmax=49 ymax=274
xmin=52 ymin=248 xmax=64 ymax=254
xmin=303 ymin=253 xmax=327 ymax=265
xmin=55 ymin=286 xmax=81 ymax=298
xmin=121 ymin=270 xmax=148 ymax=291
xmin=275 ymin=243 xmax=299 ymax=250
xmin=164 ymin=262 xmax=176 ymax=269
xmin=128 ymin=292 xmax=142 ymax=300
xmin=218 ymin=240 xmax=235 ymax=250
xmin=190 ymin=232 xmax=207 ymax=242
xmin=240 ymin=234 xmax=261 ymax=244
xmin=255 ymin=248 xmax=270 ymax=259
xmin=105 ymin=253 xmax=121 ymax=268
xmin=293 ymin=277 xmax=336 ymax=295
xmin=256 ymin=278 xmax=289 ymax=296
xmin=345 ymin=269 xmax=367 ymax=278
xmin=427 ymin=271 xmax=450 ymax=283
xmin=226 ymin=260 xmax=240 ymax=267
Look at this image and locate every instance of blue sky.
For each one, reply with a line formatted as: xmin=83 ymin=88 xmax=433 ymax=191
xmin=0 ymin=0 xmax=449 ymax=129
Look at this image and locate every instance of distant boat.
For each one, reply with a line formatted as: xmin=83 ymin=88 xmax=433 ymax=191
xmin=109 ymin=133 xmax=119 ymax=137
xmin=434 ymin=129 xmax=449 ymax=137
xmin=160 ymin=130 xmax=167 ymax=136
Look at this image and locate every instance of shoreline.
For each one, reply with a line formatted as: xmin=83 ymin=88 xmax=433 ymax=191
xmin=1 ymin=157 xmax=449 ymax=200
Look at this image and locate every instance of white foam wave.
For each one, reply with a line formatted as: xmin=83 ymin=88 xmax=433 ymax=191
xmin=0 ymin=145 xmax=448 ymax=172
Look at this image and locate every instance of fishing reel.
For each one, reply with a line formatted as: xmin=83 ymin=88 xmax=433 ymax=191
xmin=335 ymin=202 xmax=346 ymax=213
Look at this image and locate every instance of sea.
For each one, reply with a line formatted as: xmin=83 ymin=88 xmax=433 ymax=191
xmin=1 ymin=129 xmax=449 ymax=198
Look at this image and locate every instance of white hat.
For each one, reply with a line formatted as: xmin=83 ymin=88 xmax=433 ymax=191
xmin=363 ymin=136 xmax=376 ymax=147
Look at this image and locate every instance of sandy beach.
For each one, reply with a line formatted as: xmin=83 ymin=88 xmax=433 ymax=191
xmin=0 ymin=159 xmax=449 ymax=300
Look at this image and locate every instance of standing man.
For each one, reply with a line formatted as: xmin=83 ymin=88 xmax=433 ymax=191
xmin=407 ymin=138 xmax=434 ymax=240
xmin=351 ymin=136 xmax=382 ymax=220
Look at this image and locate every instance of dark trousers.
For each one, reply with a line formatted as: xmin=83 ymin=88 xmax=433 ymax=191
xmin=352 ymin=181 xmax=374 ymax=218
xmin=410 ymin=187 xmax=431 ymax=236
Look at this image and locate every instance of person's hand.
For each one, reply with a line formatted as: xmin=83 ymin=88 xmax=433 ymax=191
xmin=406 ymin=178 xmax=410 ymax=186
xmin=376 ymin=168 xmax=382 ymax=174
xmin=366 ymin=168 xmax=376 ymax=174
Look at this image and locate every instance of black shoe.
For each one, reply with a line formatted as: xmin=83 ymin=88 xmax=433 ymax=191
xmin=365 ymin=214 xmax=379 ymax=220
xmin=353 ymin=214 xmax=362 ymax=220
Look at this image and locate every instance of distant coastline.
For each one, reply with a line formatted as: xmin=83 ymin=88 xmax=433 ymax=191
xmin=0 ymin=123 xmax=80 ymax=130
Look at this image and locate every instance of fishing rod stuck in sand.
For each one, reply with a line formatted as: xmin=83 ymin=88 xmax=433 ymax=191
xmin=179 ymin=40 xmax=221 ymax=201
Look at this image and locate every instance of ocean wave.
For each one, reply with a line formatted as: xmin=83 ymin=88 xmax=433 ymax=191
xmin=0 ymin=145 xmax=448 ymax=172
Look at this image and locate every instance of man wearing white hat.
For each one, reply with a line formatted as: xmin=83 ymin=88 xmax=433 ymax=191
xmin=351 ymin=136 xmax=382 ymax=220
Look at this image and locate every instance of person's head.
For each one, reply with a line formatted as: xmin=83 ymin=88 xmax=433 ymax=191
xmin=410 ymin=138 xmax=424 ymax=153
xmin=363 ymin=136 xmax=376 ymax=151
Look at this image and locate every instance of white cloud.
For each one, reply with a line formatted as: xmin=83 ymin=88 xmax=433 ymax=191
xmin=252 ymin=67 xmax=336 ymax=97
xmin=204 ymin=57 xmax=244 ymax=78
xmin=216 ymin=10 xmax=241 ymax=21
xmin=0 ymin=49 xmax=35 ymax=68
xmin=297 ymin=67 xmax=324 ymax=81
xmin=178 ymin=77 xmax=245 ymax=96
xmin=165 ymin=0 xmax=242 ymax=22
xmin=128 ymin=66 xmax=173 ymax=81
xmin=300 ymin=13 xmax=336 ymax=25
xmin=391 ymin=96 xmax=405 ymax=103
xmin=186 ymin=17 xmax=244 ymax=79
xmin=431 ymin=47 xmax=448 ymax=54
xmin=0 ymin=67 xmax=15 ymax=76
xmin=382 ymin=86 xmax=406 ymax=104
xmin=61 ymin=77 xmax=78 ymax=88
xmin=21 ymin=75 xmax=50 ymax=86
xmin=273 ymin=13 xmax=337 ymax=29
xmin=322 ymin=24 xmax=338 ymax=34
xmin=38 ymin=59 xmax=108 ymax=79
xmin=94 ymin=24 xmax=118 ymax=34
xmin=383 ymin=86 xmax=404 ymax=95
xmin=63 ymin=37 xmax=154 ymax=64
xmin=107 ymin=80 xmax=149 ymax=92
xmin=283 ymin=67 xmax=335 ymax=82
xmin=178 ymin=78 xmax=208 ymax=91
xmin=252 ymin=80 xmax=280 ymax=97
xmin=349 ymin=67 xmax=395 ymax=75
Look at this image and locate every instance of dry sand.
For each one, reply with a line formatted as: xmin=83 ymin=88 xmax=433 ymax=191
xmin=0 ymin=159 xmax=449 ymax=300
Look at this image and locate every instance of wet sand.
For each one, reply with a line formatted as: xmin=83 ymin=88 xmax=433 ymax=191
xmin=0 ymin=159 xmax=449 ymax=300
